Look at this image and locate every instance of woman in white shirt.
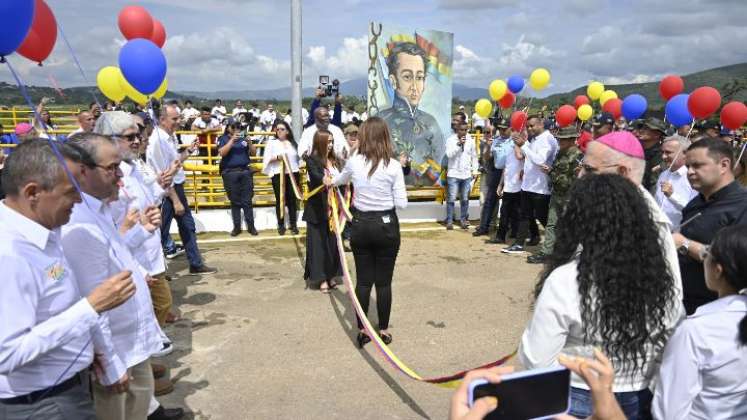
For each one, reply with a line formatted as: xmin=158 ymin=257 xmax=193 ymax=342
xmin=654 ymin=225 xmax=747 ymax=420
xmin=519 ymin=174 xmax=682 ymax=420
xmin=263 ymin=121 xmax=301 ymax=235
xmin=326 ymin=117 xmax=407 ymax=348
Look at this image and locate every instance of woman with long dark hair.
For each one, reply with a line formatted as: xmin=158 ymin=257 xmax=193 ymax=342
xmin=519 ymin=174 xmax=682 ymax=420
xmin=263 ymin=120 xmax=301 ymax=235
xmin=303 ymin=129 xmax=341 ymax=293
xmin=326 ymin=117 xmax=408 ymax=347
xmin=218 ymin=119 xmax=257 ymax=236
xmin=654 ymin=224 xmax=747 ymax=419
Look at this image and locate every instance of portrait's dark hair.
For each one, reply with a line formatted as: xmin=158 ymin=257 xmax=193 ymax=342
xmin=687 ymin=137 xmax=735 ymax=168
xmin=707 ymin=225 xmax=747 ymax=345
xmin=535 ymin=173 xmax=676 ymax=375
xmin=386 ymin=42 xmax=428 ymax=77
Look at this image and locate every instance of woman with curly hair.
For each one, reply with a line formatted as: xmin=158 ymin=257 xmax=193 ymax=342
xmin=653 ymin=224 xmax=747 ymax=419
xmin=519 ymin=174 xmax=684 ymax=420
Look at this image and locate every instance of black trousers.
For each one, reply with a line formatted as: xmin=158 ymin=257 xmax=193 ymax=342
xmin=221 ymin=168 xmax=255 ymax=229
xmin=478 ymin=168 xmax=503 ymax=232
xmin=351 ymin=209 xmax=400 ymax=330
xmin=271 ymin=173 xmax=299 ymax=229
xmin=514 ymin=190 xmax=550 ymax=245
xmin=495 ymin=191 xmax=521 ymax=240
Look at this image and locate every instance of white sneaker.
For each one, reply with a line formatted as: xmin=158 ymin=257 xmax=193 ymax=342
xmin=152 ymin=342 xmax=174 ymax=357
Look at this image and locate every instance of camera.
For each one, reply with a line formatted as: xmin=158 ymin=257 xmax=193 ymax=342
xmin=319 ymin=75 xmax=340 ymax=97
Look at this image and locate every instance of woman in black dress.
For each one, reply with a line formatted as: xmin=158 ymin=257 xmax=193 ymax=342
xmin=303 ymin=129 xmax=341 ymax=293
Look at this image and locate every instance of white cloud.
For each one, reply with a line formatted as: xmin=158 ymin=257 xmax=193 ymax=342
xmin=304 ymin=36 xmax=368 ymax=82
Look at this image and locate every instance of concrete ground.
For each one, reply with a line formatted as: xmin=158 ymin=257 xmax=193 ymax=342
xmin=156 ymin=223 xmax=542 ymax=419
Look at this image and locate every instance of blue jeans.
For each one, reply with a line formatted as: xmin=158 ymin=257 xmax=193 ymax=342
xmin=478 ymin=168 xmax=502 ymax=232
xmin=446 ymin=176 xmax=471 ymax=223
xmin=569 ymin=387 xmax=652 ymax=420
xmin=161 ymin=182 xmax=203 ymax=268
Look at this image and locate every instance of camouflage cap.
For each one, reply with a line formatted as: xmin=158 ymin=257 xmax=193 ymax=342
xmin=643 ymin=117 xmax=667 ymax=133
xmin=555 ymin=126 xmax=579 ymax=139
xmin=592 ymin=112 xmax=615 ymax=127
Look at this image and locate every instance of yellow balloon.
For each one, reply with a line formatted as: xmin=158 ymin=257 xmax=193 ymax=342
xmin=529 ymin=68 xmax=551 ymax=91
xmin=475 ymin=98 xmax=493 ymax=119
xmin=599 ymin=90 xmax=618 ymax=105
xmin=488 ymin=79 xmax=507 ymax=101
xmin=153 ymin=79 xmax=169 ymax=99
xmin=577 ymin=104 xmax=593 ymax=121
xmin=119 ymin=75 xmax=148 ymax=106
xmin=587 ymin=81 xmax=604 ymax=100
xmin=97 ymin=66 xmax=126 ymax=102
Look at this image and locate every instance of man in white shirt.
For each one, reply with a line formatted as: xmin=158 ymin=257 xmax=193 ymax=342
xmin=248 ymin=103 xmax=260 ymax=119
xmin=444 ymin=123 xmax=478 ymax=230
xmin=297 ymin=107 xmax=348 ymax=159
xmin=148 ymin=105 xmax=217 ymax=274
xmin=503 ymin=116 xmax=558 ymax=254
xmin=471 ymin=111 xmax=487 ymax=132
xmin=655 ymin=135 xmax=697 ymax=230
xmin=231 ymin=100 xmax=247 ymax=117
xmin=211 ymin=100 xmax=227 ymax=123
xmin=260 ymin=104 xmax=277 ymax=130
xmin=69 ymin=110 xmax=95 ymax=137
xmin=0 ymin=140 xmax=135 ymax=420
xmin=191 ymin=107 xmax=222 ymax=157
xmin=180 ymin=100 xmax=200 ymax=126
xmin=59 ymin=134 xmax=164 ymax=420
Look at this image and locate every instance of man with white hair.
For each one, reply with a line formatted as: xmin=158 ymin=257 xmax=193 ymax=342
xmin=654 ymin=135 xmax=697 ymax=230
xmin=578 ymin=132 xmax=683 ymax=318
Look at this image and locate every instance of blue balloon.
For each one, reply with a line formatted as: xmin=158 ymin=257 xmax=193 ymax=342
xmin=507 ymin=75 xmax=524 ymax=94
xmin=621 ymin=94 xmax=647 ymax=121
xmin=665 ymin=94 xmax=693 ymax=127
xmin=119 ymin=39 xmax=167 ymax=95
xmin=0 ymin=0 xmax=35 ymax=57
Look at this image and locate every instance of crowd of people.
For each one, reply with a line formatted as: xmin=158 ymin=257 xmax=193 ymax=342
xmin=1 ymin=89 xmax=746 ymax=419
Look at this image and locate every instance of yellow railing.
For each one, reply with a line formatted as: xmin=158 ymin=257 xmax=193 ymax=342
xmin=0 ymin=107 xmax=81 ymax=128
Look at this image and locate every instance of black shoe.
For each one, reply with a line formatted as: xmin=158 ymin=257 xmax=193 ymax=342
xmin=446 ymin=223 xmax=454 ymax=231
xmin=278 ymin=226 xmax=286 ymax=236
xmin=486 ymin=236 xmax=506 ymax=244
xmin=379 ymin=332 xmax=393 ymax=345
xmin=229 ymin=227 xmax=241 ymax=237
xmin=356 ymin=332 xmax=371 ymax=348
xmin=248 ymin=227 xmax=259 ymax=236
xmin=526 ymin=237 xmax=541 ymax=246
xmin=472 ymin=229 xmax=487 ymax=237
xmin=527 ymin=254 xmax=547 ymax=264
xmin=148 ymin=406 xmax=185 ymax=420
xmin=189 ymin=265 xmax=218 ymax=274
xmin=290 ymin=226 xmax=299 ymax=235
xmin=501 ymin=244 xmax=525 ymax=254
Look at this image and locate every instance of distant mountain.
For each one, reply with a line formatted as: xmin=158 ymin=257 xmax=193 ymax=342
xmin=1 ymin=63 xmax=745 ymax=109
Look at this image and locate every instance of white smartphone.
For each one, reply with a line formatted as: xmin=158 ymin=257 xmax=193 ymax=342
xmin=467 ymin=366 xmax=571 ymax=420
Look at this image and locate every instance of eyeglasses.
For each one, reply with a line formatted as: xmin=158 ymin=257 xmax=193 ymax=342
xmin=114 ymin=133 xmax=139 ymax=143
xmin=94 ymin=162 xmax=122 ymax=174
xmin=577 ymin=158 xmax=619 ymax=174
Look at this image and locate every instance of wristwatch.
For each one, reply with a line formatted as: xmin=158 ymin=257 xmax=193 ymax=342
xmin=677 ymin=239 xmax=691 ymax=256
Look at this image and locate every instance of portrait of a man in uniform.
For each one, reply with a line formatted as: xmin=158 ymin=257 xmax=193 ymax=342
xmin=378 ymin=41 xmax=445 ymax=185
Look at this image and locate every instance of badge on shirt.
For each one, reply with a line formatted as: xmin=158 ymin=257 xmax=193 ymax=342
xmin=45 ymin=262 xmax=67 ymax=282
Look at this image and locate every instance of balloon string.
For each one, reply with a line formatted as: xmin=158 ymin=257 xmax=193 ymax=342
xmin=57 ymin=19 xmax=103 ymax=110
xmin=735 ymin=142 xmax=746 ymax=171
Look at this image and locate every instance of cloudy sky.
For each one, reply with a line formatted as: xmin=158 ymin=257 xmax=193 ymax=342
xmin=2 ymin=0 xmax=746 ymax=96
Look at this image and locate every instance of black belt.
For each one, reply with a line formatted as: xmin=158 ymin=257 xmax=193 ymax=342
xmin=0 ymin=372 xmax=83 ymax=405
xmin=222 ymin=167 xmax=249 ymax=173
xmin=355 ymin=208 xmax=396 ymax=217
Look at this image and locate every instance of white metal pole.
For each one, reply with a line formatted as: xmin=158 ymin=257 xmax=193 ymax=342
xmin=290 ymin=0 xmax=303 ymax=138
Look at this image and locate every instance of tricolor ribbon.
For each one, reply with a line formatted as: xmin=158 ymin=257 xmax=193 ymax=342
xmin=325 ymin=162 xmax=515 ymax=388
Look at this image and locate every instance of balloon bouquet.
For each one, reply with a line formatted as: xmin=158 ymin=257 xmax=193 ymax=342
xmin=97 ymin=6 xmax=169 ymax=105
xmin=476 ymin=68 xmax=552 ymax=133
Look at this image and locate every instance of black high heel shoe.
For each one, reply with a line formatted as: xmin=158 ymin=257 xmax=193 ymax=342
xmin=379 ymin=332 xmax=393 ymax=345
xmin=356 ymin=332 xmax=371 ymax=348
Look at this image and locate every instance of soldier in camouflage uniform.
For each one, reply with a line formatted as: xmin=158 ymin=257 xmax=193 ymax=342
xmin=377 ymin=41 xmax=445 ymax=186
xmin=527 ymin=126 xmax=583 ymax=264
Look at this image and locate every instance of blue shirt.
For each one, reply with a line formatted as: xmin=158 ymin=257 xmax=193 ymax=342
xmin=491 ymin=136 xmax=512 ymax=170
xmin=217 ymin=134 xmax=251 ymax=170
xmin=1 ymin=134 xmax=20 ymax=155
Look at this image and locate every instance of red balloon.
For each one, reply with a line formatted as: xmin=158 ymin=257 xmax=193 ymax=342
xmin=720 ymin=101 xmax=747 ymax=130
xmin=602 ymin=98 xmax=623 ymax=119
xmin=659 ymin=75 xmax=684 ymax=101
xmin=499 ymin=91 xmax=515 ymax=109
xmin=556 ymin=105 xmax=577 ymax=128
xmin=688 ymin=86 xmax=722 ymax=119
xmin=510 ymin=111 xmax=527 ymax=131
xmin=118 ymin=6 xmax=154 ymax=40
xmin=573 ymin=95 xmax=590 ymax=109
xmin=17 ymin=0 xmax=58 ymax=64
xmin=150 ymin=19 xmax=166 ymax=48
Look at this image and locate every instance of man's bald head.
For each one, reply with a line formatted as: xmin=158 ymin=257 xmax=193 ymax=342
xmin=159 ymin=105 xmax=181 ymax=133
xmin=314 ymin=107 xmax=330 ymax=129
